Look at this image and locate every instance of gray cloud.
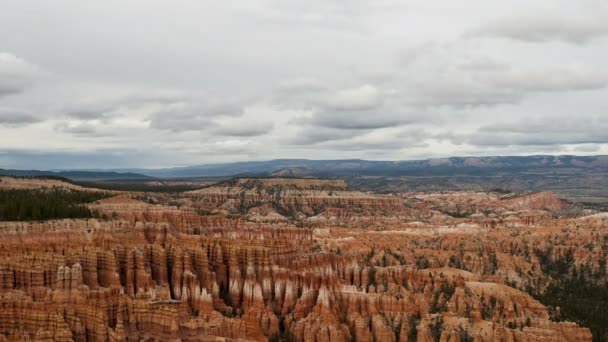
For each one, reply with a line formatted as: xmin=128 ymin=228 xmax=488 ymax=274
xmin=403 ymin=59 xmax=607 ymax=107
xmin=274 ymin=83 xmax=384 ymax=111
xmin=573 ymin=144 xmax=602 ymax=153
xmin=0 ymin=53 xmax=40 ymax=97
xmin=392 ymin=40 xmax=608 ymax=109
xmin=468 ymin=132 xmax=607 ymax=147
xmin=62 ymin=91 xmax=192 ymax=120
xmin=320 ymin=128 xmax=430 ymax=151
xmin=61 ymin=93 xmax=249 ymax=134
xmin=470 ymin=14 xmax=608 ymax=44
xmin=274 ymin=82 xmax=422 ymax=130
xmin=148 ymin=100 xmax=245 ymax=132
xmin=277 ymin=78 xmax=328 ymax=94
xmin=242 ymin=0 xmax=372 ymax=33
xmin=64 ymin=104 xmax=117 ymax=120
xmin=288 ymin=126 xmax=366 ymax=145
xmin=214 ymin=121 xmax=274 ymax=137
xmin=0 ymin=108 xmax=42 ymax=126
xmin=406 ymin=79 xmax=522 ymax=107
xmin=322 ymin=84 xmax=382 ymax=111
xmin=148 ymin=112 xmax=215 ymax=132
xmin=443 ymin=115 xmax=608 ymax=147
xmin=480 ymin=65 xmax=608 ymax=92
xmin=308 ymin=110 xmax=418 ymax=130
xmin=54 ymin=122 xmax=110 ymax=137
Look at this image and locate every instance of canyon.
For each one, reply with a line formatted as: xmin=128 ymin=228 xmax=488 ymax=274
xmin=0 ymin=176 xmax=604 ymax=341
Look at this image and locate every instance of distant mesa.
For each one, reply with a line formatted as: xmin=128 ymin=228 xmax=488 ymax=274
xmin=228 ymin=177 xmax=349 ymax=190
xmin=500 ymin=191 xmax=573 ymax=212
xmin=269 ymin=167 xmax=316 ymax=178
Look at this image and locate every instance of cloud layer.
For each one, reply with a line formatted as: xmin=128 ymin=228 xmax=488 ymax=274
xmin=0 ymin=0 xmax=607 ymax=169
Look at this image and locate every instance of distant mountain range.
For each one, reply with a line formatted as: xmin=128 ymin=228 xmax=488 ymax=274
xmin=3 ymin=155 xmax=608 ymax=203
xmin=4 ymin=155 xmax=608 ymax=179
xmin=119 ymin=155 xmax=608 ymax=178
xmin=0 ymin=169 xmax=153 ymax=181
xmin=127 ymin=156 xmax=608 ymax=203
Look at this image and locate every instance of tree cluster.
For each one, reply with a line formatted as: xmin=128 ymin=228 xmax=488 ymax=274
xmin=0 ymin=188 xmax=111 ymax=221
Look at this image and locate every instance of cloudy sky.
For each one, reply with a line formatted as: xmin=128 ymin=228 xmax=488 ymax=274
xmin=1 ymin=0 xmax=608 ymax=169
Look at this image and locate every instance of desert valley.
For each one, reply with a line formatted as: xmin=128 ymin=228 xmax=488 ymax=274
xmin=0 ymin=174 xmax=605 ymax=341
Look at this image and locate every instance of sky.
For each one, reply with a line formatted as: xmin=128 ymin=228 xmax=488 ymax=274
xmin=1 ymin=0 xmax=608 ymax=169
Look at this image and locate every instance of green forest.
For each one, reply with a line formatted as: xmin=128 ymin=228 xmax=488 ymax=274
xmin=535 ymin=248 xmax=608 ymax=342
xmin=537 ymin=279 xmax=608 ymax=342
xmin=0 ymin=188 xmax=111 ymax=221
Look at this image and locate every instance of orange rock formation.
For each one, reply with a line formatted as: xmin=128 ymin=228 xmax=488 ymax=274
xmin=0 ymin=177 xmax=598 ymax=341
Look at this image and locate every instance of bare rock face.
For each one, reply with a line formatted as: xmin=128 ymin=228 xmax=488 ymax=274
xmin=0 ymin=180 xmax=598 ymax=341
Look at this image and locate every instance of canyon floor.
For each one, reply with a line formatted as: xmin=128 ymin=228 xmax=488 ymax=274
xmin=0 ymin=176 xmax=606 ymax=341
